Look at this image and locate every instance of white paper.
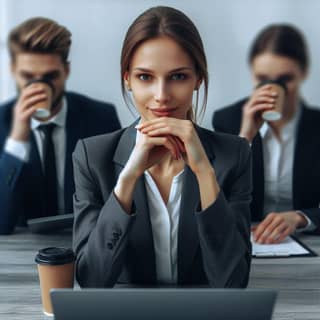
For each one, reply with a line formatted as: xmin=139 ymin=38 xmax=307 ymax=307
xmin=251 ymin=233 xmax=309 ymax=257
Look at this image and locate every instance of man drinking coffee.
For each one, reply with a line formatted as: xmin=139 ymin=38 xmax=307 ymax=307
xmin=0 ymin=17 xmax=121 ymax=234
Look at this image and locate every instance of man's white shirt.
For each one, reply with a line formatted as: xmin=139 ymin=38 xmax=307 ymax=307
xmin=4 ymin=98 xmax=67 ymax=214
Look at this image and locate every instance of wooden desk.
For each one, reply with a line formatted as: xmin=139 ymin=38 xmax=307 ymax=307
xmin=0 ymin=230 xmax=319 ymax=319
xmin=248 ymin=235 xmax=320 ymax=320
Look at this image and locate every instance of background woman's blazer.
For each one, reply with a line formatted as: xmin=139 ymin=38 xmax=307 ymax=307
xmin=212 ymin=99 xmax=320 ymax=231
xmin=72 ymin=124 xmax=252 ymax=288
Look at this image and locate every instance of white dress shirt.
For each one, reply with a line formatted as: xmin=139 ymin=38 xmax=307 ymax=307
xmin=144 ymin=169 xmax=184 ymax=284
xmin=4 ymin=99 xmax=68 ymax=214
xmin=135 ymin=129 xmax=183 ymax=284
xmin=260 ymin=106 xmax=315 ymax=231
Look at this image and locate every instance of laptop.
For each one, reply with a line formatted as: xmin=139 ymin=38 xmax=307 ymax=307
xmin=51 ymin=288 xmax=277 ymax=320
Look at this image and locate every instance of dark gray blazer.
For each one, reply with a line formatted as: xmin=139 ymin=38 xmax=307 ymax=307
xmin=72 ymin=124 xmax=252 ymax=288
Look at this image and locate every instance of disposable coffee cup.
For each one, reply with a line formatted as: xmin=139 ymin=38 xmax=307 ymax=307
xmin=32 ymin=82 xmax=52 ymax=119
xmin=256 ymin=80 xmax=286 ymax=122
xmin=35 ymin=247 xmax=75 ymax=316
xmin=25 ymin=79 xmax=54 ymax=119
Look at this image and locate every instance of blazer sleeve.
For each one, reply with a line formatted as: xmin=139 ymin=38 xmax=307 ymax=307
xmin=195 ymin=138 xmax=252 ymax=287
xmin=0 ymin=152 xmax=25 ymax=234
xmin=72 ymin=139 xmax=135 ymax=287
xmin=300 ymin=208 xmax=320 ymax=232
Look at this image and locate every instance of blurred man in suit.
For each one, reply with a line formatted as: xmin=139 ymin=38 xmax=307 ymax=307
xmin=0 ymin=17 xmax=121 ymax=234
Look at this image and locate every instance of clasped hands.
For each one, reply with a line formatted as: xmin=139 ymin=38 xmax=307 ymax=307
xmin=116 ymin=117 xmax=216 ymax=214
xmin=130 ymin=117 xmax=211 ymax=177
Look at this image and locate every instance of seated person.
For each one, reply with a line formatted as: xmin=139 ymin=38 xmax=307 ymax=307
xmin=212 ymin=24 xmax=320 ymax=244
xmin=0 ymin=17 xmax=121 ymax=234
xmin=73 ymin=6 xmax=252 ymax=288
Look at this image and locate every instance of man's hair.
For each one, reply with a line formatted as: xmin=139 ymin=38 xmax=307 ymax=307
xmin=8 ymin=17 xmax=72 ymax=63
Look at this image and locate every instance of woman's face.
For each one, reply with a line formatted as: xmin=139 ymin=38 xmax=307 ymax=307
xmin=251 ymin=52 xmax=306 ymax=107
xmin=125 ymin=36 xmax=200 ymax=121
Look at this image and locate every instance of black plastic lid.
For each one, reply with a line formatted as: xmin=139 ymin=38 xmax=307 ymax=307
xmin=35 ymin=247 xmax=75 ymax=265
xmin=256 ymin=79 xmax=287 ymax=93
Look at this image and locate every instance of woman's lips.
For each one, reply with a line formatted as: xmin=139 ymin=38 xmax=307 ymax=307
xmin=149 ymin=107 xmax=177 ymax=117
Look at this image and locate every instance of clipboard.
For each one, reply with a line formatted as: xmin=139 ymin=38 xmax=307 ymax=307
xmin=251 ymin=234 xmax=318 ymax=258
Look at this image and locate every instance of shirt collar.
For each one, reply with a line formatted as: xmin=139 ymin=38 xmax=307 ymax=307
xmin=259 ymin=122 xmax=269 ymax=139
xmin=31 ymin=97 xmax=67 ymax=130
xmin=259 ymin=102 xmax=302 ymax=140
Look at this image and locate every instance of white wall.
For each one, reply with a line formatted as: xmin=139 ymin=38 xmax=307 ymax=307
xmin=1 ymin=0 xmax=320 ymax=129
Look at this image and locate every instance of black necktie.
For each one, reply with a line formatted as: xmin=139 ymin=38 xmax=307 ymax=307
xmin=38 ymin=123 xmax=58 ymax=216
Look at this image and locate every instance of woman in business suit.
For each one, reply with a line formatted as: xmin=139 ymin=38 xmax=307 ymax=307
xmin=212 ymin=24 xmax=320 ymax=244
xmin=73 ymin=6 xmax=252 ymax=288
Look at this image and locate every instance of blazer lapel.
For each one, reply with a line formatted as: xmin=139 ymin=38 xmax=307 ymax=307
xmin=292 ymin=104 xmax=313 ymax=208
xmin=177 ymin=127 xmax=215 ymax=284
xmin=113 ymin=125 xmax=156 ymax=283
xmin=239 ymin=104 xmax=264 ymax=221
xmin=251 ymin=134 xmax=264 ymax=220
xmin=177 ymin=165 xmax=200 ymax=284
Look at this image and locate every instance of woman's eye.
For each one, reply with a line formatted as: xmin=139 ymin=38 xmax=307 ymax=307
xmin=171 ymin=73 xmax=187 ymax=80
xmin=277 ymin=75 xmax=294 ymax=83
xmin=138 ymin=74 xmax=152 ymax=81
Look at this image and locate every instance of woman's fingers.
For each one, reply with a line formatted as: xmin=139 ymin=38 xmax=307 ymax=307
xmin=165 ymin=135 xmax=180 ymax=159
xmin=146 ymin=135 xmax=178 ymax=159
xmin=264 ymin=222 xmax=288 ymax=244
xmin=253 ymin=213 xmax=294 ymax=244
xmin=172 ymin=136 xmax=186 ymax=153
xmin=137 ymin=117 xmax=184 ymax=133
xmin=247 ymin=104 xmax=275 ymax=116
xmin=275 ymin=226 xmax=292 ymax=243
xmin=253 ymin=213 xmax=278 ymax=243
xmin=245 ymin=86 xmax=279 ymax=110
xmin=137 ymin=118 xmax=186 ymax=154
xmin=137 ymin=118 xmax=193 ymax=144
xmin=137 ymin=118 xmax=210 ymax=173
xmin=254 ymin=85 xmax=279 ymax=98
xmin=138 ymin=120 xmax=172 ymax=136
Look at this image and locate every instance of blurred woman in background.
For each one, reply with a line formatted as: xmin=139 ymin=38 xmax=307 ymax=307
xmin=213 ymin=24 xmax=320 ymax=244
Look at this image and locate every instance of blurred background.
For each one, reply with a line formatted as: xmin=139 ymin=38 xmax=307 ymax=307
xmin=1 ymin=0 xmax=320 ymax=129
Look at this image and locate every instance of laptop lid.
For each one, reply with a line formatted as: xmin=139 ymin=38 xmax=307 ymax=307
xmin=51 ymin=288 xmax=277 ymax=320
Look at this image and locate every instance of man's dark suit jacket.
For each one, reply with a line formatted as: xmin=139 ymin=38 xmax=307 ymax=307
xmin=212 ymin=98 xmax=320 ymax=230
xmin=0 ymin=91 xmax=121 ymax=234
xmin=73 ymin=124 xmax=252 ymax=288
